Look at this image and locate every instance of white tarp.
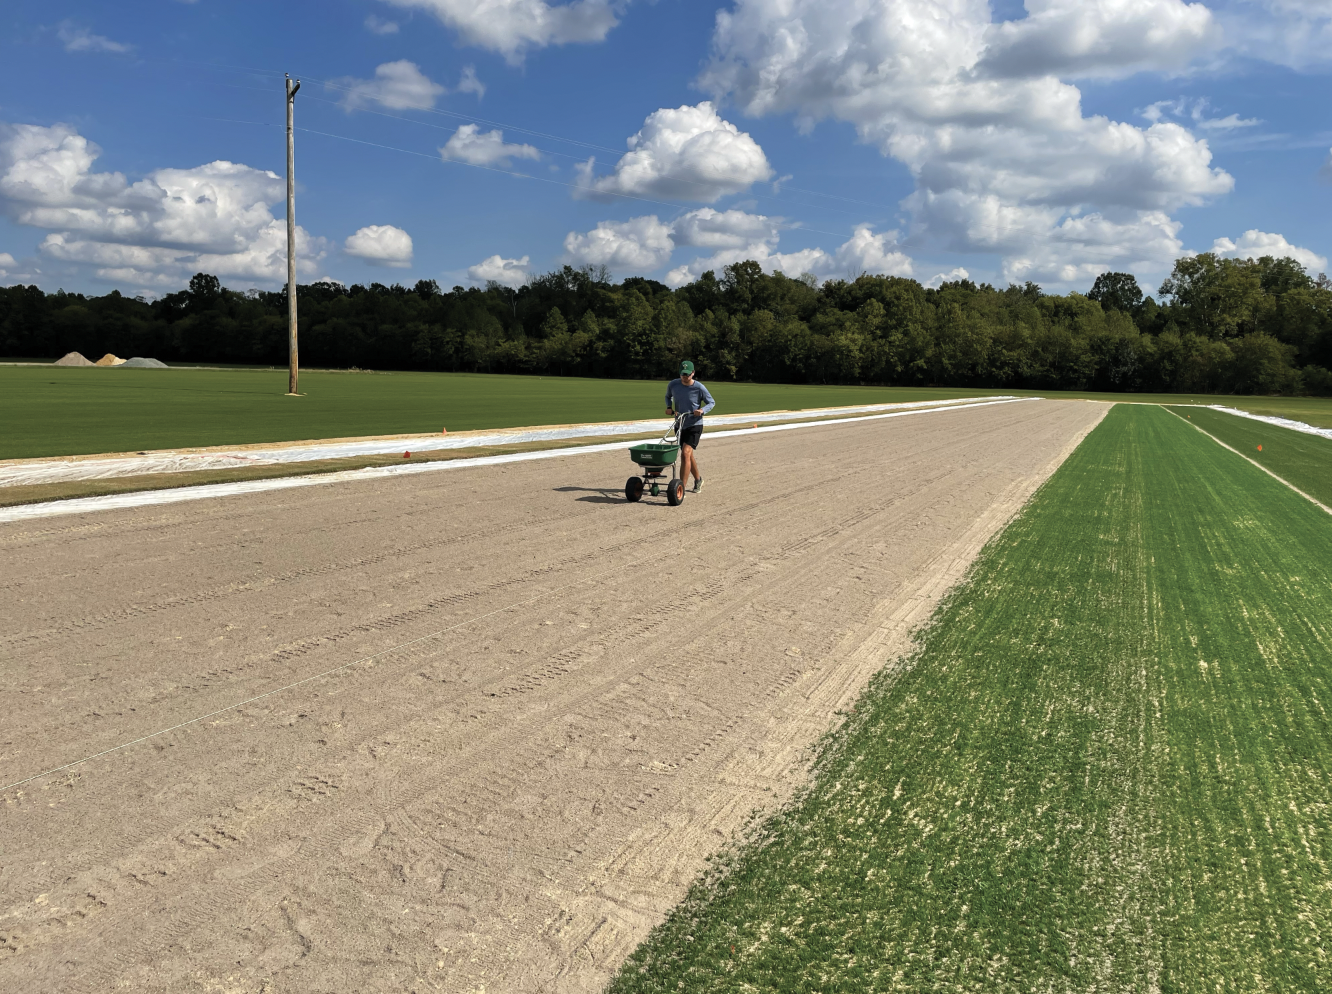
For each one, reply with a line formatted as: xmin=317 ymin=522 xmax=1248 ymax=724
xmin=0 ymin=397 xmax=1016 ymax=488
xmin=1206 ymin=405 xmax=1332 ymax=442
xmin=0 ymin=398 xmax=1033 ymax=522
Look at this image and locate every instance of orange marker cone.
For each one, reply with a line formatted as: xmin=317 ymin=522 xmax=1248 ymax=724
xmin=1257 ymin=444 xmax=1262 ymax=452
xmin=441 ymin=427 xmax=447 ymax=434
xmin=404 ymin=451 xmax=411 ymax=458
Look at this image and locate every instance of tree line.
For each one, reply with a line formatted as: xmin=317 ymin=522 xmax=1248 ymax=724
xmin=3 ymin=253 xmax=1330 ymax=395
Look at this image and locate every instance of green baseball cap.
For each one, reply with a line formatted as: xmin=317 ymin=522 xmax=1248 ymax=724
xmin=679 ymin=360 xmax=695 ymax=375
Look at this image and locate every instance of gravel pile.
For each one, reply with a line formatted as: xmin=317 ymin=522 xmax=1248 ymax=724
xmin=119 ymin=357 xmax=169 ymax=368
xmin=53 ymin=352 xmax=94 ymax=366
xmin=94 ymin=354 xmax=127 ymax=366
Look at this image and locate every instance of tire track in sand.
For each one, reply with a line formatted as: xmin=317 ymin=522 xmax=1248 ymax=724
xmin=0 ymin=400 xmax=1108 ymax=994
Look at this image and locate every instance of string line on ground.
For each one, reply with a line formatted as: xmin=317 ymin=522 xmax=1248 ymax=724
xmin=1159 ymin=405 xmax=1332 ymax=516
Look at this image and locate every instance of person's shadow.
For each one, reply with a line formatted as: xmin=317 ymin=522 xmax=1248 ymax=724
xmin=553 ymin=486 xmax=626 ymax=504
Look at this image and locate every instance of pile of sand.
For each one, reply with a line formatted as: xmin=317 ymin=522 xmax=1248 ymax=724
xmin=51 ymin=352 xmax=168 ymax=368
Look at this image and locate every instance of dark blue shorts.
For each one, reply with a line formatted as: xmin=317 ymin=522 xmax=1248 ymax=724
xmin=680 ymin=425 xmax=703 ymax=449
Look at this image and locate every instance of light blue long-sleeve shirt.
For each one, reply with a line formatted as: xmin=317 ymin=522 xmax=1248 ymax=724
xmin=665 ymin=378 xmax=716 ymax=428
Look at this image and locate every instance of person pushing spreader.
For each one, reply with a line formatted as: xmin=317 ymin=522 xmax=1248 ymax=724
xmin=665 ymin=360 xmax=714 ymax=492
xmin=625 ymin=360 xmax=715 ymax=506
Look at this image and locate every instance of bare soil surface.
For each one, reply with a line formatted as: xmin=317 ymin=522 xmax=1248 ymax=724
xmin=0 ymin=400 xmax=1106 ymax=994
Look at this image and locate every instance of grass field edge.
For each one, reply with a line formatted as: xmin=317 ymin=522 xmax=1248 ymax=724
xmin=1159 ymin=404 xmax=1332 ymax=515
xmin=0 ymin=400 xmax=1041 ymax=517
xmin=604 ymin=401 xmax=1116 ymax=990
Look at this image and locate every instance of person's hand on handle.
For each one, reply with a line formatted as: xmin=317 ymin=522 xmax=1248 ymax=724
xmin=666 ymin=407 xmax=675 ymax=416
xmin=692 ymin=408 xmax=703 ymax=416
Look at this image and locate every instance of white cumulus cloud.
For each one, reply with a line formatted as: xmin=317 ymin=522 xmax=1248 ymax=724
xmin=0 ymin=122 xmax=326 ymax=287
xmin=364 ymin=14 xmax=400 ymax=33
xmin=562 ymin=207 xmax=914 ymax=284
xmin=835 ymin=225 xmax=915 ymax=277
xmin=578 ymin=102 xmax=772 ymax=203
xmin=333 ymin=60 xmax=445 ymax=111
xmin=564 ymin=215 xmax=675 ymax=270
xmin=665 ymin=224 xmax=912 ymax=287
xmin=380 ymin=0 xmax=621 ymax=62
xmin=979 ymin=0 xmax=1218 ymax=79
xmin=1209 ymin=229 xmax=1327 ymax=272
xmin=1214 ymin=0 xmax=1332 ymax=69
xmin=670 ymin=207 xmax=781 ymax=250
xmin=925 ymin=267 xmax=971 ymax=288
xmin=58 ymin=21 xmax=133 ymax=54
xmin=1142 ymin=98 xmax=1260 ymax=133
xmin=468 ymin=253 xmax=531 ymax=287
xmin=701 ymin=0 xmax=1236 ymax=286
xmin=1001 ymin=211 xmax=1187 ymax=287
xmin=457 ymin=66 xmax=486 ymax=99
xmin=345 ymin=225 xmax=414 ymax=267
xmin=564 ymin=208 xmax=778 ymax=277
xmin=440 ymin=125 xmax=540 ymax=167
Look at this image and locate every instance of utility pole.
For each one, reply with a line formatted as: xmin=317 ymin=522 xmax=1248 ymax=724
xmin=285 ymin=73 xmax=301 ymax=396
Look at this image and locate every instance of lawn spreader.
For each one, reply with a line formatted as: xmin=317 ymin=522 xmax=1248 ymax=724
xmin=626 ymin=412 xmax=687 ymax=506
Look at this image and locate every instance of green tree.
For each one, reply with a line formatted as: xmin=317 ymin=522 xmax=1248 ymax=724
xmin=1229 ymin=333 xmax=1299 ymax=394
xmin=187 ymin=272 xmax=221 ymax=308
xmin=1158 ymin=254 xmax=1265 ymax=338
xmin=1087 ymin=272 xmax=1143 ymax=312
xmin=611 ymin=290 xmax=656 ymax=377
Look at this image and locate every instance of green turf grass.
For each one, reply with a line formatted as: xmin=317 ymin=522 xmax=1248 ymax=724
xmin=6 ymin=363 xmax=1332 ymax=459
xmin=1071 ymin=394 xmax=1332 ymax=428
xmin=609 ymin=404 xmax=1332 ymax=993
xmin=1193 ymin=396 xmax=1332 ymax=431
xmin=0 ymin=367 xmax=995 ymax=460
xmin=1165 ymin=405 xmax=1332 ymax=508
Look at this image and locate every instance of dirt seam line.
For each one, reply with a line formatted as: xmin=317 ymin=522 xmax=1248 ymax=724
xmin=1159 ymin=404 xmax=1332 ymax=516
xmin=0 ymin=398 xmax=1036 ymax=523
xmin=0 ymin=396 xmax=1014 ymax=467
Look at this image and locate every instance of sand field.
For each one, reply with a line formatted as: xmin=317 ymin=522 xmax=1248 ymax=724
xmin=0 ymin=400 xmax=1106 ymax=993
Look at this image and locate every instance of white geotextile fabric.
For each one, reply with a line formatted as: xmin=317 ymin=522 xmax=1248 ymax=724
xmin=1206 ymin=406 xmax=1332 ymax=442
xmin=0 ymin=397 xmax=1015 ymax=487
xmin=0 ymin=398 xmax=1031 ymax=523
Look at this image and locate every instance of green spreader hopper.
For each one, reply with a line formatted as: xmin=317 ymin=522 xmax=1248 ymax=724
xmin=625 ymin=415 xmax=687 ymax=505
xmin=628 ymin=441 xmax=679 ymax=467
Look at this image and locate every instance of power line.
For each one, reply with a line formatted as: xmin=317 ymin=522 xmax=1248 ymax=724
xmin=169 ymin=58 xmax=905 ymax=226
xmin=289 ymin=92 xmax=898 ymax=222
xmin=160 ymin=56 xmax=1077 ymax=247
xmin=302 ymin=73 xmax=628 ymax=156
xmin=163 ymin=59 xmax=1078 ymax=262
xmin=290 ymin=123 xmax=860 ymax=242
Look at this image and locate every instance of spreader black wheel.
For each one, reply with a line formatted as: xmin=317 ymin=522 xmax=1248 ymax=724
xmin=666 ymin=477 xmax=685 ymax=506
xmin=626 ymin=477 xmax=644 ymax=502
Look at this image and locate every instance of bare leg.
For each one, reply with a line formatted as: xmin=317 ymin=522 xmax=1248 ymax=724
xmin=683 ymin=444 xmax=701 ymax=484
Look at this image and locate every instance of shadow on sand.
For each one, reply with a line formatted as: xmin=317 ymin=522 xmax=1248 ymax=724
xmin=553 ymin=486 xmax=626 ymax=504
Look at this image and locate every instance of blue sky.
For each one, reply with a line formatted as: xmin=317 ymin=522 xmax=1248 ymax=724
xmin=1 ymin=0 xmax=1330 ymax=298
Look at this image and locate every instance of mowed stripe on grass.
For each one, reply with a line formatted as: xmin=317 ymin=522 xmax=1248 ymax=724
xmin=1166 ymin=404 xmax=1332 ymax=509
xmin=609 ymin=404 xmax=1332 ymax=992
